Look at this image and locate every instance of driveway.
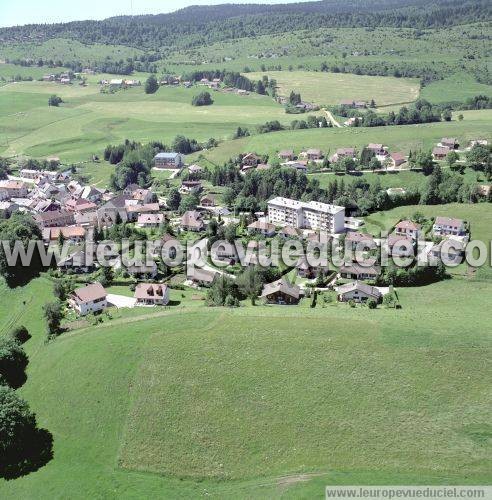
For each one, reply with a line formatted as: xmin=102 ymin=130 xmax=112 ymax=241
xmin=107 ymin=294 xmax=137 ymax=308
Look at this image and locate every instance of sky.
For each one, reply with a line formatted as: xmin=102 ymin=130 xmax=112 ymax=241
xmin=0 ymin=0 xmax=307 ymax=27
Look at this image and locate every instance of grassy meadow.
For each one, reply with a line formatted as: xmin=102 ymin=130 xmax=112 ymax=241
xmin=0 ymin=270 xmax=491 ymax=497
xmin=247 ymin=71 xmax=420 ymax=106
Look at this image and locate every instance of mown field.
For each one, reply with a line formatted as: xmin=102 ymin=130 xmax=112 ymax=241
xmin=246 ymin=71 xmax=420 ymax=106
xmin=0 ymin=267 xmax=491 ymax=498
xmin=0 ymin=80 xmax=315 ymax=163
xmin=191 ymin=109 xmax=492 ymax=165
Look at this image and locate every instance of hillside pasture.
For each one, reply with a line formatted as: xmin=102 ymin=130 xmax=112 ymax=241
xmin=246 ymin=71 xmax=420 ymax=106
xmin=0 ymin=274 xmax=490 ymax=497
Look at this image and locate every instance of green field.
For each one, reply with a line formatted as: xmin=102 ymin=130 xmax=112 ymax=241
xmin=247 ymin=71 xmax=420 ymax=106
xmin=191 ymin=109 xmax=492 ymax=165
xmin=0 ymin=267 xmax=491 ymax=497
xmin=0 ymin=81 xmax=311 ymax=162
xmin=421 ymin=73 xmax=492 ymax=103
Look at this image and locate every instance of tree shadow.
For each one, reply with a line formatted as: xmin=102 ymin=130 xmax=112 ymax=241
xmin=1 ymin=427 xmax=54 ymax=480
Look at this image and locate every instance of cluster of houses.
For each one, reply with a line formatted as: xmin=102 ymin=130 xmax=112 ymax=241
xmin=100 ymin=79 xmax=142 ymax=88
xmin=42 ymin=72 xmax=72 ymax=85
xmin=432 ymin=137 xmax=460 ymax=160
xmin=238 ymin=143 xmax=407 ymax=174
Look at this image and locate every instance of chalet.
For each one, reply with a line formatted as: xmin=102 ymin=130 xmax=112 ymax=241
xmin=337 ymin=281 xmax=382 ymax=303
xmin=180 ymin=210 xmax=204 ymax=232
xmin=440 ymin=138 xmax=459 ymax=150
xmin=0 ymin=180 xmax=29 ymax=200
xmin=354 ymin=101 xmax=367 ymax=109
xmin=134 ymin=283 xmax=169 ymax=306
xmin=284 ymin=162 xmax=307 ymax=173
xmin=241 ymin=153 xmax=262 ymax=168
xmin=394 ymin=220 xmax=421 ymax=239
xmin=339 ymin=262 xmax=380 ymax=280
xmin=97 ymin=194 xmax=131 ymax=226
xmin=65 ymin=198 xmax=97 ymax=213
xmin=188 ymin=164 xmax=203 ymax=174
xmin=261 ymin=278 xmax=300 ymax=305
xmin=295 ymin=255 xmax=318 ymax=279
xmin=125 ymin=262 xmax=158 ymax=278
xmin=57 ymin=247 xmax=94 ymax=273
xmin=278 ymin=225 xmax=300 ymax=239
xmin=432 ymin=146 xmax=450 ymax=160
xmin=126 ymin=203 xmax=160 ymax=221
xmin=367 ymin=143 xmax=387 ymax=156
xmin=0 ymin=201 xmax=19 ymax=218
xmin=180 ymin=181 xmax=202 ymax=194
xmin=35 ymin=210 xmax=75 ymax=228
xmin=137 ymin=214 xmax=165 ymax=228
xmin=42 ymin=226 xmax=86 ymax=244
xmin=247 ymin=220 xmax=276 ymax=237
xmin=429 ymin=239 xmax=464 ymax=264
xmin=305 ymin=148 xmax=323 ymax=161
xmin=69 ymin=283 xmax=107 ymax=316
xmin=330 ymin=147 xmax=356 ymax=163
xmin=387 ymin=234 xmax=414 ymax=257
xmin=345 ymin=231 xmax=376 ymax=250
xmin=433 ymin=216 xmax=466 ymax=237
xmin=340 ymin=99 xmax=356 ymax=107
xmin=154 ymin=152 xmax=184 ymax=169
xmin=200 ymin=194 xmax=217 ymax=207
xmin=132 ymin=188 xmax=153 ymax=204
xmin=278 ymin=150 xmax=295 ymax=161
xmin=390 ymin=152 xmax=406 ymax=167
xmin=187 ymin=266 xmax=217 ymax=286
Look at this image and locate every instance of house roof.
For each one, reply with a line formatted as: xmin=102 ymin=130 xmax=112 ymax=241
xmin=181 ymin=210 xmax=203 ymax=228
xmin=45 ymin=226 xmax=86 ymax=239
xmin=340 ymin=262 xmax=380 ymax=276
xmin=154 ymin=152 xmax=181 ymax=160
xmin=127 ymin=203 xmax=160 ymax=214
xmin=187 ymin=266 xmax=217 ymax=283
xmin=261 ymin=277 xmax=300 ymax=299
xmin=346 ymin=231 xmax=375 ymax=243
xmin=434 ymin=216 xmax=464 ymax=228
xmin=247 ymin=220 xmax=275 ymax=232
xmin=137 ymin=213 xmax=164 ymax=224
xmin=390 ymin=152 xmax=406 ymax=162
xmin=72 ymin=283 xmax=106 ymax=303
xmin=433 ymin=146 xmax=450 ymax=156
xmin=134 ymin=283 xmax=168 ymax=300
xmin=279 ymin=225 xmax=300 ymax=237
xmin=338 ymin=281 xmax=381 ymax=298
xmin=395 ymin=220 xmax=421 ymax=231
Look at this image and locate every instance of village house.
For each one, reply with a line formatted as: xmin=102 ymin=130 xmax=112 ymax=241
xmin=0 ymin=180 xmax=29 ymax=200
xmin=69 ymin=283 xmax=107 ymax=316
xmin=154 ymin=152 xmax=184 ymax=169
xmin=180 ymin=181 xmax=202 ymax=195
xmin=367 ymin=143 xmax=388 ymax=158
xmin=432 ymin=216 xmax=466 ymax=237
xmin=386 ymin=234 xmax=415 ymax=257
xmin=200 ymin=194 xmax=217 ymax=207
xmin=35 ymin=210 xmax=75 ymax=228
xmin=429 ymin=239 xmax=464 ymax=264
xmin=283 ymin=162 xmax=307 ymax=173
xmin=57 ymin=247 xmax=94 ymax=273
xmin=0 ymin=201 xmax=19 ymax=218
xmin=241 ymin=153 xmax=262 ymax=168
xmin=97 ymin=194 xmax=131 ymax=226
xmin=432 ymin=146 xmax=451 ymax=160
xmin=131 ymin=188 xmax=154 ymax=204
xmin=394 ymin=220 xmax=421 ymax=240
xmin=126 ymin=203 xmax=160 ymax=222
xmin=180 ymin=210 xmax=205 ymax=232
xmin=134 ymin=283 xmax=170 ymax=306
xmin=278 ymin=150 xmax=295 ymax=161
xmin=278 ymin=225 xmax=300 ymax=239
xmin=330 ymin=147 xmax=356 ymax=163
xmin=295 ymin=255 xmax=321 ymax=279
xmin=339 ymin=262 xmax=380 ymax=280
xmin=125 ymin=262 xmax=158 ymax=278
xmin=268 ymin=197 xmax=345 ymax=234
xmin=261 ymin=278 xmax=301 ymax=305
xmin=187 ymin=266 xmax=217 ymax=286
xmin=247 ymin=220 xmax=276 ymax=237
xmin=337 ymin=281 xmax=382 ymax=303
xmin=304 ymin=148 xmax=323 ymax=161
xmin=188 ymin=164 xmax=203 ymax=174
xmin=345 ymin=231 xmax=376 ymax=251
xmin=439 ymin=137 xmax=459 ymax=150
xmin=42 ymin=226 xmax=86 ymax=245
xmin=65 ymin=198 xmax=98 ymax=213
xmin=137 ymin=213 xmax=165 ymax=228
xmin=390 ymin=152 xmax=406 ymax=168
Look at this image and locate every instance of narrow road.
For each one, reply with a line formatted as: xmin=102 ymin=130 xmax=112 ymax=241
xmin=322 ymin=108 xmax=342 ymax=128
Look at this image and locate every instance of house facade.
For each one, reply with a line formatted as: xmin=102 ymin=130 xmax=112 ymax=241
xmin=154 ymin=152 xmax=184 ymax=169
xmin=69 ymin=283 xmax=107 ymax=316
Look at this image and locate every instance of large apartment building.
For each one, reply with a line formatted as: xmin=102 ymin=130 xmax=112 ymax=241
xmin=267 ymin=197 xmax=345 ymax=233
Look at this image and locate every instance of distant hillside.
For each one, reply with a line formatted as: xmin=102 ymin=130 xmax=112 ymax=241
xmin=0 ymin=0 xmax=490 ymax=51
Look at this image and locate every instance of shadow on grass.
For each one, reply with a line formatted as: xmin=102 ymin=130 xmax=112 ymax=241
xmin=1 ymin=427 xmax=54 ymax=480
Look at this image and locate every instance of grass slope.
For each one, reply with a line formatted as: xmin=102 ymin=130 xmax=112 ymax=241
xmin=247 ymin=71 xmax=420 ymax=106
xmin=0 ymin=267 xmax=491 ymax=497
